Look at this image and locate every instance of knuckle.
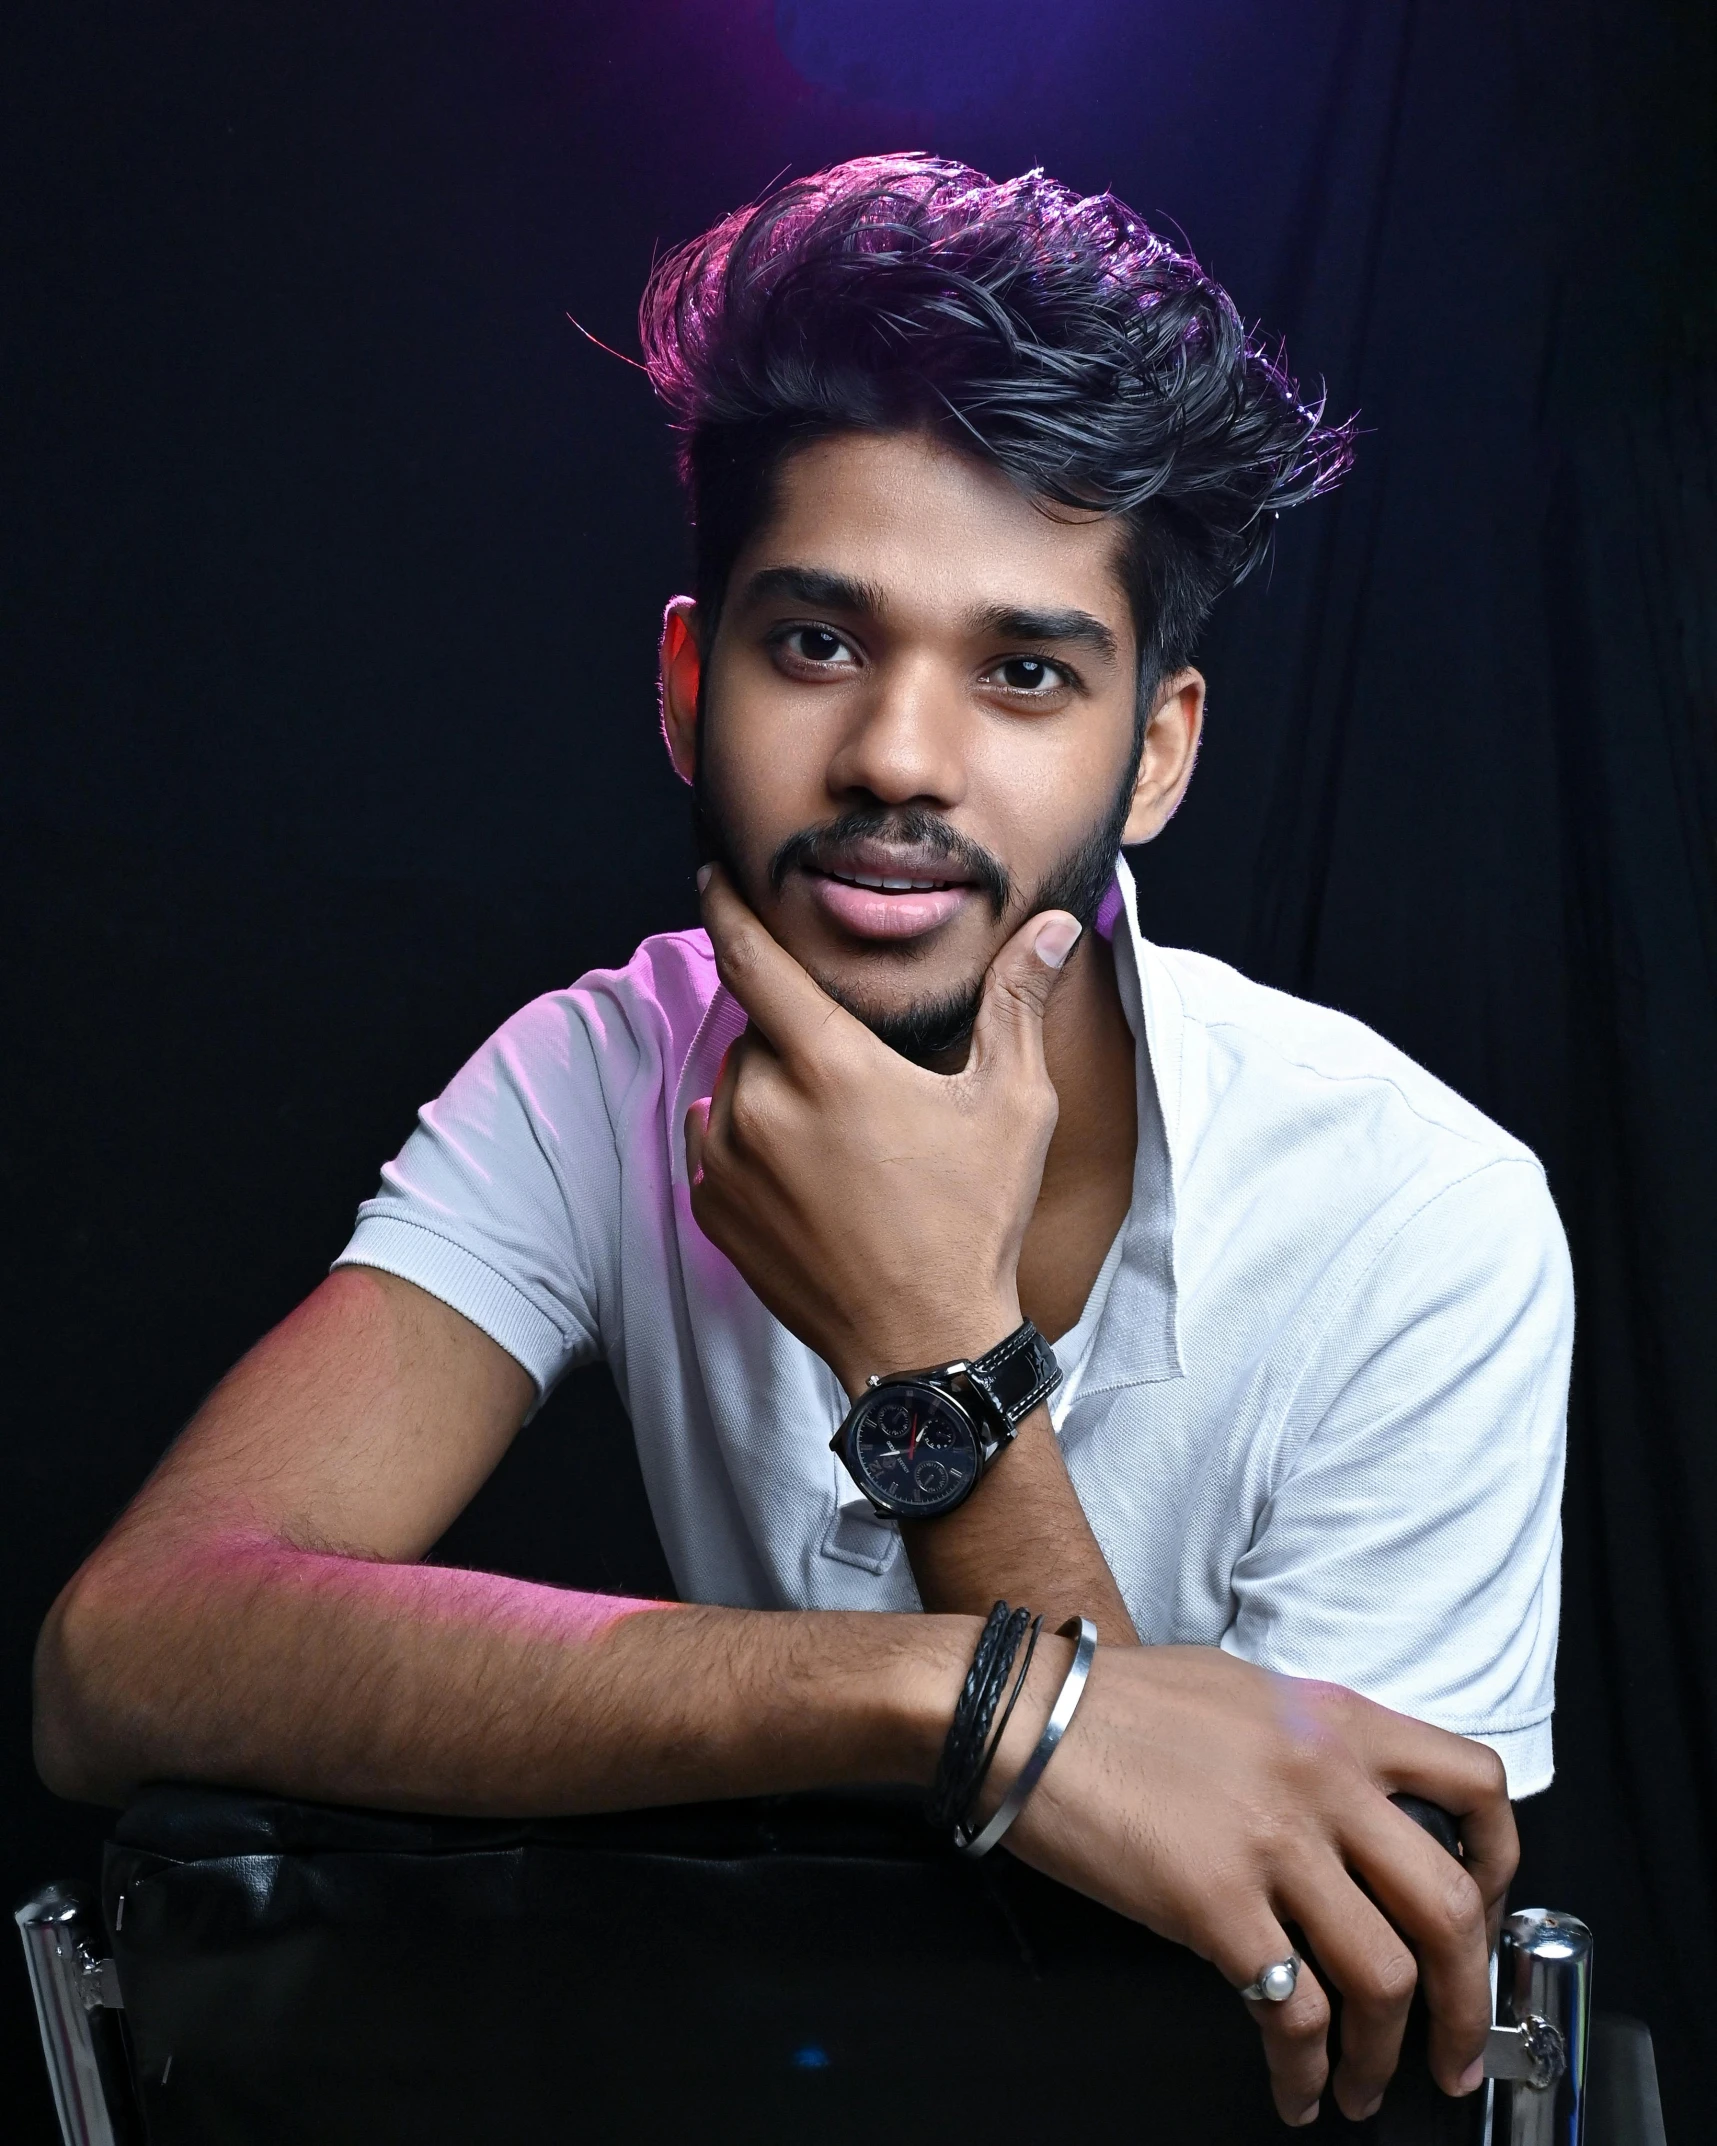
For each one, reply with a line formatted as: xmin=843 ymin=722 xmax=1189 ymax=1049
xmin=717 ymin=936 xmax=770 ymax=1004
xmin=726 ymin=1081 xmax=766 ymax=1145
xmin=1018 ymin=1093 xmax=1057 ymax=1145
xmin=721 ymin=912 xmax=760 ymax=965
xmin=1307 ymin=1678 xmax=1366 ymax=1736
xmin=1473 ymin=1744 xmax=1508 ymax=1803
xmin=993 ymin=965 xmax=1049 ymax=1013
xmin=1279 ymin=1988 xmax=1331 ymax=2044
xmin=1277 ymin=1721 xmax=1349 ymax=1797
xmin=1245 ymin=1804 xmax=1300 ymax=1868
xmin=1364 ymin=1946 xmax=1419 ymax=2011
xmin=1433 ymin=1866 xmax=1487 ymax=1944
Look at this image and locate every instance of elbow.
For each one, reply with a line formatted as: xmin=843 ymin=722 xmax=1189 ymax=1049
xmin=33 ymin=1557 xmax=151 ymax=1807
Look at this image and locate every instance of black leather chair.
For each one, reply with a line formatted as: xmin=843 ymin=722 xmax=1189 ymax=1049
xmin=18 ymin=1784 xmax=1659 ymax=2145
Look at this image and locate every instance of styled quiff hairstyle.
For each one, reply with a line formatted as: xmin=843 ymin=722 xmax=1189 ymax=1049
xmin=640 ymin=154 xmax=1353 ymax=690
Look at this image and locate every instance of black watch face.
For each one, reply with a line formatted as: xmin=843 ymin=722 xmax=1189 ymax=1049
xmin=846 ymin=1381 xmax=982 ymax=1518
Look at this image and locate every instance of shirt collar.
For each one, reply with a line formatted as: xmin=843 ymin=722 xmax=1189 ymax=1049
xmin=1078 ymin=851 xmax=1185 ymax=1392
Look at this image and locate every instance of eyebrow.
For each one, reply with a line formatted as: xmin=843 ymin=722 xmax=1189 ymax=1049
xmin=975 ymin=604 xmax=1120 ymax=665
xmin=739 ymin=565 xmax=888 ymax=616
xmin=739 ymin=566 xmax=1122 ymax=667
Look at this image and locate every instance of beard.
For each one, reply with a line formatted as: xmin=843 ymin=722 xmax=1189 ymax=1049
xmin=694 ymin=750 xmax=1137 ymax=1066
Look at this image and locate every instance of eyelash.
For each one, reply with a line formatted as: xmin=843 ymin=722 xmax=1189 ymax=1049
xmin=770 ymin=624 xmax=859 ymax=669
xmin=768 ymin=624 xmax=1079 ymax=694
xmin=984 ymin=654 xmax=1079 ymax=695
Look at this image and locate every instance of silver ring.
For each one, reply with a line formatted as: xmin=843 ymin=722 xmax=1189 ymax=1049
xmin=1239 ymin=1953 xmax=1301 ymax=2005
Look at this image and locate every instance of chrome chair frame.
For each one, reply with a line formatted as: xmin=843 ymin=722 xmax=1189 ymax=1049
xmin=16 ymin=1868 xmax=1647 ymax=2146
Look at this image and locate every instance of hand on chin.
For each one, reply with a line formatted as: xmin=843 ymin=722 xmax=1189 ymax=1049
xmin=684 ymin=865 xmax=1080 ymax=1390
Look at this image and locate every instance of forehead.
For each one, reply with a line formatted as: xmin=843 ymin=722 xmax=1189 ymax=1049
xmin=734 ymin=430 xmax=1134 ymax=637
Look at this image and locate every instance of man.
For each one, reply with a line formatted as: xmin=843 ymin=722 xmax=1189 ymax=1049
xmin=35 ymin=157 xmax=1569 ymax=2128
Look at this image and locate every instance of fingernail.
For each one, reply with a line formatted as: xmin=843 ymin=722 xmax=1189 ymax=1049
xmin=1457 ymin=2058 xmax=1486 ymax=2095
xmin=1355 ymin=2094 xmax=1383 ymax=2121
xmin=696 ymin=864 xmax=713 ymax=893
xmin=1033 ymin=916 xmax=1082 ymax=969
xmin=1290 ymin=2102 xmax=1320 ymax=2128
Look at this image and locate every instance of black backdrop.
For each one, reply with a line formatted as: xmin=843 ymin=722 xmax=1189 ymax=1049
xmin=5 ymin=2 xmax=1714 ymax=2137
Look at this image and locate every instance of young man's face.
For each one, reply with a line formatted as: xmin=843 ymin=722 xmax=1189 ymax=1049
xmin=660 ymin=429 xmax=1201 ymax=1057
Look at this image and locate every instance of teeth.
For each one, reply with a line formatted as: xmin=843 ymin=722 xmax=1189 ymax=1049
xmin=842 ymin=871 xmax=950 ymax=892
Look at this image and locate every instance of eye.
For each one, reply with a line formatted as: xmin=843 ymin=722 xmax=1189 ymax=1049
xmin=984 ymin=655 xmax=1071 ymax=694
xmin=775 ymin=625 xmax=859 ymax=668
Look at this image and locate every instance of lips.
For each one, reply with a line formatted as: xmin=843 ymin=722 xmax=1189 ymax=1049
xmin=800 ymin=845 xmax=977 ymax=941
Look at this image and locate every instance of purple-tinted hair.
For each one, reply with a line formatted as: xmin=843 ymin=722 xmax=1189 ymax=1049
xmin=640 ymin=154 xmax=1353 ymax=683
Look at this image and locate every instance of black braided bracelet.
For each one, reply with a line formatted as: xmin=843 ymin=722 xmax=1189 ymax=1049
xmin=926 ymin=1603 xmax=1012 ymax=1831
xmin=963 ymin=1612 xmax=1044 ymax=1826
xmin=962 ymin=1606 xmax=1033 ymax=1816
xmin=926 ymin=1601 xmax=1032 ymax=1834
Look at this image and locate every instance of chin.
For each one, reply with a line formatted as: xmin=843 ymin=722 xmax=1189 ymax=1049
xmin=810 ymin=963 xmax=986 ymax=1066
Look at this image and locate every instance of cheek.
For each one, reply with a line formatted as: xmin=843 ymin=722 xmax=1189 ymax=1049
xmin=700 ymin=677 xmax=834 ymax=864
xmin=969 ymin=720 xmax=1130 ymax=876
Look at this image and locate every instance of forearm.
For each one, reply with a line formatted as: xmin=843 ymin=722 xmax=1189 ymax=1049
xmin=34 ymin=1530 xmax=972 ymax=1815
xmin=901 ymin=1406 xmax=1137 ymax=1643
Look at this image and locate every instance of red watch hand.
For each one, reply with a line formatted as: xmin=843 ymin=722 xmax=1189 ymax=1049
xmin=908 ymin=1409 xmax=918 ymax=1464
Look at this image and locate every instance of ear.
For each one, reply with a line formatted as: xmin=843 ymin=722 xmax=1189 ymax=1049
xmin=658 ymin=596 xmax=704 ymax=787
xmin=1122 ymin=668 xmax=1206 ymax=844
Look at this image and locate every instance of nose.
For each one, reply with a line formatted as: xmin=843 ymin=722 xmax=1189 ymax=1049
xmin=822 ymin=651 xmax=969 ymax=810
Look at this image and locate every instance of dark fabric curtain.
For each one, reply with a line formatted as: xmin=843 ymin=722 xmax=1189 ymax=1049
xmin=1115 ymin=6 xmax=1717 ymax=2127
xmin=4 ymin=0 xmax=1713 ymax=2136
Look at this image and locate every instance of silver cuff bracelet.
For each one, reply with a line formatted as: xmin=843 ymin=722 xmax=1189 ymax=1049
xmin=956 ymin=1614 xmax=1098 ymax=1859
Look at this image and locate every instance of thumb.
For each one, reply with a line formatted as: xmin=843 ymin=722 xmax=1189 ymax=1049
xmin=970 ymin=910 xmax=1083 ymax=1072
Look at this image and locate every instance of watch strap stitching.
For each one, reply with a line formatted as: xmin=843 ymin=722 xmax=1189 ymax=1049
xmin=969 ymin=1320 xmax=1061 ymax=1430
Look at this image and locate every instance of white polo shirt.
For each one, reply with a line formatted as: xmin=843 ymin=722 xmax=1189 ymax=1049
xmin=336 ymin=857 xmax=1569 ymax=1795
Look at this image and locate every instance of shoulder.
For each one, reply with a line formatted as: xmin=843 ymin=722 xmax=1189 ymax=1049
xmin=1148 ymin=944 xmax=1567 ymax=1294
xmin=564 ymin=927 xmax=719 ymax=1057
xmin=486 ymin=927 xmax=721 ymax=1088
xmin=1156 ymin=943 xmax=1541 ymax=1171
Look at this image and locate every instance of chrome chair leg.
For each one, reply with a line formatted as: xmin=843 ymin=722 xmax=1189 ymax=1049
xmin=1485 ymin=1908 xmax=1594 ymax=2145
xmin=15 ymin=1883 xmax=136 ymax=2146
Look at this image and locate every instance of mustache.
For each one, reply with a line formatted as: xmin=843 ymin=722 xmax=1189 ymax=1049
xmin=766 ymin=808 xmax=1013 ymax=919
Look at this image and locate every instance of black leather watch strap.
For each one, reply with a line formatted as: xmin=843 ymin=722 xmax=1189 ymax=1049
xmin=965 ymin=1321 xmax=1062 ymax=1440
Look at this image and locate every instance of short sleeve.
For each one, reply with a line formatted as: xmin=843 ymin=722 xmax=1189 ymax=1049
xmin=333 ymin=990 xmax=626 ymax=1404
xmin=1226 ymin=1159 xmax=1572 ymax=1798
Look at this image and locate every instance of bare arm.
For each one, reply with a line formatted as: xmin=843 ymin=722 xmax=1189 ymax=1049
xmin=899 ymin=1408 xmax=1134 ymax=1640
xmin=33 ymin=1267 xmax=967 ymax=1813
xmin=35 ymin=1259 xmax=1512 ymax=2127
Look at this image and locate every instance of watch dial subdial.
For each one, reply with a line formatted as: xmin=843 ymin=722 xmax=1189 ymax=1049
xmin=848 ymin=1382 xmax=981 ymax=1517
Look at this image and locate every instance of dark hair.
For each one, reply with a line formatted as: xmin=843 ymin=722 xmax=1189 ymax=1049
xmin=639 ymin=154 xmax=1353 ymax=690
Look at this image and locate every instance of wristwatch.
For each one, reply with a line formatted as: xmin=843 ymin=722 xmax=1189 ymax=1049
xmin=830 ymin=1320 xmax=1062 ymax=1520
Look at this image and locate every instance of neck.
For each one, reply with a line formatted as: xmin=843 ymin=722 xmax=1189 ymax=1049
xmin=1041 ymin=929 xmax=1138 ymax=1191
xmin=1018 ymin=928 xmax=1140 ymax=1338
